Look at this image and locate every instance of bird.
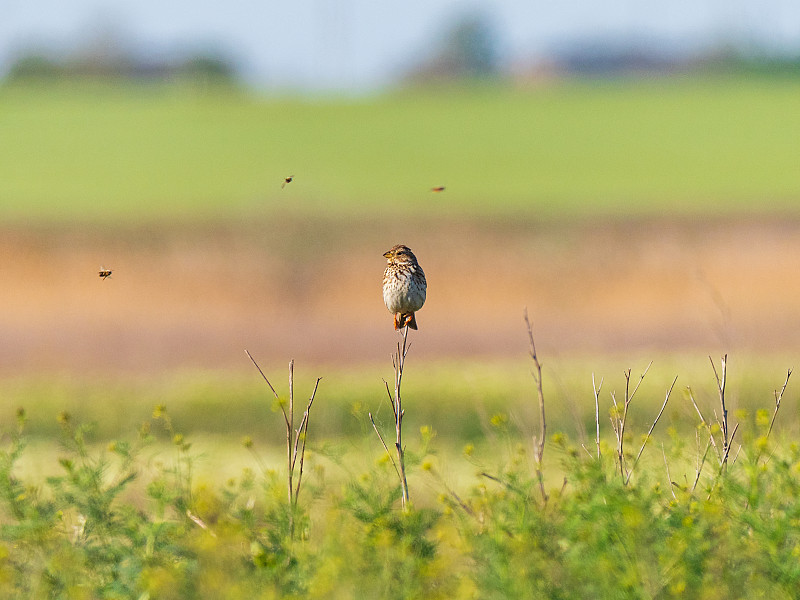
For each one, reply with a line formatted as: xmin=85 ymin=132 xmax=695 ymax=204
xmin=430 ymin=186 xmax=445 ymax=193
xmin=98 ymin=267 xmax=113 ymax=280
xmin=282 ymin=175 xmax=294 ymax=189
xmin=382 ymin=244 xmax=427 ymax=330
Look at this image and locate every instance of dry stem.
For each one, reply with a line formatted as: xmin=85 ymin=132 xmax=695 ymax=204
xmin=691 ymin=432 xmax=714 ymax=492
xmin=394 ymin=327 xmax=411 ymax=509
xmin=372 ymin=326 xmax=411 ymax=510
xmin=689 ymin=355 xmax=740 ymax=475
xmin=524 ymin=308 xmax=548 ymax=504
xmin=709 ymin=355 xmax=730 ymax=471
xmin=661 ymin=443 xmax=677 ymax=500
xmin=767 ymin=369 xmax=791 ymax=439
xmin=625 ymin=375 xmax=677 ymax=484
xmin=369 ymin=412 xmax=402 ymax=483
xmin=609 ymin=362 xmax=652 ymax=483
xmin=245 ymin=351 xmax=321 ymax=529
xmin=592 ymin=373 xmax=603 ymax=460
xmin=687 ymin=387 xmax=721 ymax=463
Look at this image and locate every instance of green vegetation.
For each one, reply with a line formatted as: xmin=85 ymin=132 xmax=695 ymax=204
xmin=0 ymin=354 xmax=798 ymax=597
xmin=0 ymin=373 xmax=797 ymax=597
xmin=4 ymin=74 xmax=800 ymax=595
xmin=1 ymin=354 xmax=794 ymax=442
xmin=2 ymin=75 xmax=800 ymax=223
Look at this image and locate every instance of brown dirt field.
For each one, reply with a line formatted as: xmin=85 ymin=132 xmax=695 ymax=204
xmin=3 ymin=215 xmax=800 ymax=375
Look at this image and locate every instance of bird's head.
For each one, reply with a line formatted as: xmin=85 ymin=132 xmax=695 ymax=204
xmin=383 ymin=244 xmax=416 ymax=263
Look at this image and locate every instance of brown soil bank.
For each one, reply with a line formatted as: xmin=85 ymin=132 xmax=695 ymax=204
xmin=2 ymin=214 xmax=800 ymax=374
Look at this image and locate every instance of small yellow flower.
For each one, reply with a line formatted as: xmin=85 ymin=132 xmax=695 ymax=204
xmin=670 ymin=581 xmax=687 ymax=594
xmin=490 ymin=413 xmax=508 ymax=428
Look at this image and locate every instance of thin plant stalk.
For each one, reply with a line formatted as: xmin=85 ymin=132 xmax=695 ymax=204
xmin=288 ymin=360 xmax=294 ymax=504
xmin=369 ymin=413 xmax=402 ymax=483
xmin=293 ymin=377 xmax=321 ymax=503
xmin=592 ymin=373 xmax=603 ymax=460
xmin=709 ymin=355 xmax=729 ymax=471
xmin=371 ymin=326 xmax=411 ymax=510
xmin=691 ymin=434 xmax=713 ymax=493
xmin=661 ymin=443 xmax=677 ymax=500
xmin=767 ymin=369 xmax=791 ymax=439
xmin=394 ymin=327 xmax=411 ymax=509
xmin=524 ymin=308 xmax=548 ymax=504
xmin=625 ymin=375 xmax=677 ymax=484
xmin=609 ymin=362 xmax=652 ymax=483
xmin=687 ymin=387 xmax=721 ymax=463
xmin=760 ymin=368 xmax=792 ymax=467
xmin=246 ymin=350 xmax=321 ymax=533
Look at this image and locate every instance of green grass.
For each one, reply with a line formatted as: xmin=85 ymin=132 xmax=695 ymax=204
xmin=2 ymin=76 xmax=800 ymax=223
xmin=1 ymin=354 xmax=794 ymax=443
xmin=1 ymin=356 xmax=800 ymax=598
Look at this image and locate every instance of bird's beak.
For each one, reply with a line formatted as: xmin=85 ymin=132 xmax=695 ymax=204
xmin=383 ymin=250 xmax=392 ymax=258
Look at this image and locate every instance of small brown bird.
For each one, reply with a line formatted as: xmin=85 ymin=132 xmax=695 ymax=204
xmin=98 ymin=267 xmax=113 ymax=280
xmin=430 ymin=186 xmax=445 ymax=193
xmin=282 ymin=175 xmax=294 ymax=189
xmin=382 ymin=244 xmax=427 ymax=330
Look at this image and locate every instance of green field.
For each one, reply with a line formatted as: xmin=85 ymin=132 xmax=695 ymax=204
xmin=4 ymin=76 xmax=800 ymax=596
xmin=0 ymin=354 xmax=795 ymax=442
xmin=2 ymin=76 xmax=800 ymax=222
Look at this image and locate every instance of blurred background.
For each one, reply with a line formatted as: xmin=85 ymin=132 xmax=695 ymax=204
xmin=4 ymin=0 xmax=800 ymax=92
xmin=2 ymin=0 xmax=800 ymax=447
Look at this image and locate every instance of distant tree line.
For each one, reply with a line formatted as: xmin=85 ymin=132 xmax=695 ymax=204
xmin=407 ymin=13 xmax=501 ymax=84
xmin=6 ymin=10 xmax=799 ymax=89
xmin=406 ymin=11 xmax=800 ymax=85
xmin=4 ymin=47 xmax=239 ymax=86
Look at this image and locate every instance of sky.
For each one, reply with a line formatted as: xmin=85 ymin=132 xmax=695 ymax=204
xmin=2 ymin=0 xmax=800 ymax=91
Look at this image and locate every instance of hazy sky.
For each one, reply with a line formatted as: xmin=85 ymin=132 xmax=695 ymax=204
xmin=3 ymin=0 xmax=800 ymax=90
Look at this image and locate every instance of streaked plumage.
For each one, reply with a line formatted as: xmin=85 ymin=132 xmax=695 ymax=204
xmin=382 ymin=244 xmax=426 ymax=330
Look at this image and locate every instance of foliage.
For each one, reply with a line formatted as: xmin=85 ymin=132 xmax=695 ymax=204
xmin=1 ymin=390 xmax=800 ymax=598
xmin=5 ymin=44 xmax=239 ymax=85
xmin=410 ymin=11 xmax=500 ymax=81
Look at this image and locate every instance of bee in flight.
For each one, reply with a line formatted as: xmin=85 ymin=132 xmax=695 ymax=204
xmin=282 ymin=175 xmax=294 ymax=189
xmin=430 ymin=186 xmax=445 ymax=193
xmin=98 ymin=267 xmax=113 ymax=281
